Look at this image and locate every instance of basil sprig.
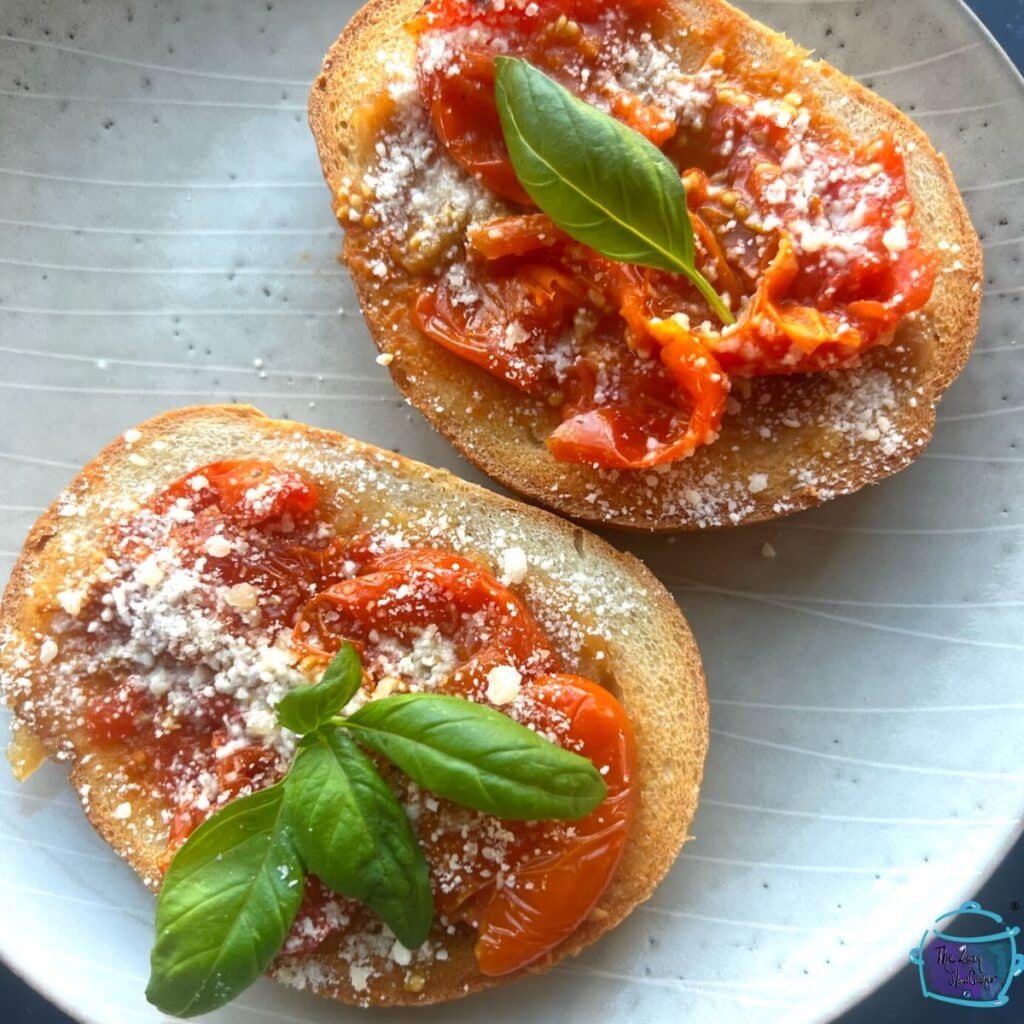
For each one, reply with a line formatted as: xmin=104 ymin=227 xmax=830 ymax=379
xmin=147 ymin=644 xmax=607 ymax=1017
xmin=495 ymin=56 xmax=734 ymax=325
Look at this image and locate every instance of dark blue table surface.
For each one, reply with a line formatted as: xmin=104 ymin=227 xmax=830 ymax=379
xmin=3 ymin=1 xmax=1022 ymax=1021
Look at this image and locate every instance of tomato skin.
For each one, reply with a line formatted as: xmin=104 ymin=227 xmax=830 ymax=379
xmin=294 ymin=548 xmax=560 ymax=685
xmin=474 ymin=674 xmax=636 ymax=976
xmin=83 ymin=683 xmax=151 ymax=745
xmin=467 ymin=214 xmax=568 ymax=261
xmin=548 ymin=406 xmax=657 ymax=468
xmin=412 ymin=262 xmax=585 ymax=395
xmin=421 ymin=50 xmax=533 ymax=205
xmin=155 ymin=460 xmax=318 ymax=527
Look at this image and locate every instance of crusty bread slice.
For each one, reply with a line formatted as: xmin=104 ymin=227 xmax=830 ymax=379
xmin=309 ymin=0 xmax=982 ymax=531
xmin=0 ymin=405 xmax=707 ymax=1007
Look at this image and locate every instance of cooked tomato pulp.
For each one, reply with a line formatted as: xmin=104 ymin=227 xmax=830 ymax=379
xmin=403 ymin=0 xmax=938 ymax=468
xmin=86 ymin=460 xmax=636 ymax=977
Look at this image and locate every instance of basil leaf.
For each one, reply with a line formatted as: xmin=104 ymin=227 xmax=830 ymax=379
xmin=495 ymin=56 xmax=734 ymax=324
xmin=276 ymin=643 xmax=361 ymax=734
xmin=146 ymin=783 xmax=303 ymax=1018
xmin=345 ymin=694 xmax=606 ymax=821
xmin=284 ymin=728 xmax=432 ymax=949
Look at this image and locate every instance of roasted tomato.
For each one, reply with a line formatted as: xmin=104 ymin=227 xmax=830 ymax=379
xmin=472 ymin=673 xmax=635 ymax=975
xmin=294 ymin=547 xmax=560 ymax=685
xmin=413 ymin=261 xmax=585 ymax=393
xmin=152 ymin=460 xmax=318 ymax=526
xmin=414 ymin=0 xmax=669 ymax=201
xmin=419 ymin=49 xmax=532 ymax=205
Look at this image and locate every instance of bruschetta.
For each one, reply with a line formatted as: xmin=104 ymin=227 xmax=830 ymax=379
xmin=0 ymin=405 xmax=707 ymax=1009
xmin=310 ymin=0 xmax=982 ymax=530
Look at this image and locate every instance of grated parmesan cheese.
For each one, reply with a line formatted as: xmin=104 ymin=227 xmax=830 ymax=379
xmin=498 ymin=546 xmax=528 ymax=585
xmin=486 ymin=665 xmax=522 ymax=706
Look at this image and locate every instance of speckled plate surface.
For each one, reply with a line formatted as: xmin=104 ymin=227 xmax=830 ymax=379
xmin=0 ymin=1 xmax=1021 ymax=1022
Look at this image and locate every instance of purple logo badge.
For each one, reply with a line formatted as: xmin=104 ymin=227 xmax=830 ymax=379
xmin=910 ymin=901 xmax=1024 ymax=1008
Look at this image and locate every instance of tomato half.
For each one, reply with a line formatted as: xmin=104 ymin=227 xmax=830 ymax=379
xmin=293 ymin=548 xmax=560 ymax=685
xmin=473 ymin=673 xmax=636 ymax=975
xmin=420 ymin=49 xmax=531 ymax=205
xmin=548 ymin=318 xmax=728 ymax=468
xmin=153 ymin=459 xmax=318 ymax=527
xmin=122 ymin=460 xmax=347 ymax=626
xmin=413 ymin=262 xmax=585 ymax=394
xmin=414 ymin=0 xmax=670 ymax=202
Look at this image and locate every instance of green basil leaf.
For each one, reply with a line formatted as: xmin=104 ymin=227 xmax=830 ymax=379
xmin=284 ymin=728 xmax=432 ymax=949
xmin=146 ymin=783 xmax=304 ymax=1018
xmin=345 ymin=694 xmax=606 ymax=821
xmin=495 ymin=56 xmax=734 ymax=324
xmin=276 ymin=643 xmax=361 ymax=734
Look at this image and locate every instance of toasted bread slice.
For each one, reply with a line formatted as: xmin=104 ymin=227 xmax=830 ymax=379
xmin=0 ymin=405 xmax=707 ymax=1007
xmin=309 ymin=0 xmax=982 ymax=531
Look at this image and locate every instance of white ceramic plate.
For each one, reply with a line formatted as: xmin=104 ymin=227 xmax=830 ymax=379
xmin=1 ymin=1 xmax=1022 ymax=1021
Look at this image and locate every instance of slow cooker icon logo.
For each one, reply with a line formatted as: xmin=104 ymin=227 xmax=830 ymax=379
xmin=910 ymin=901 xmax=1024 ymax=1008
